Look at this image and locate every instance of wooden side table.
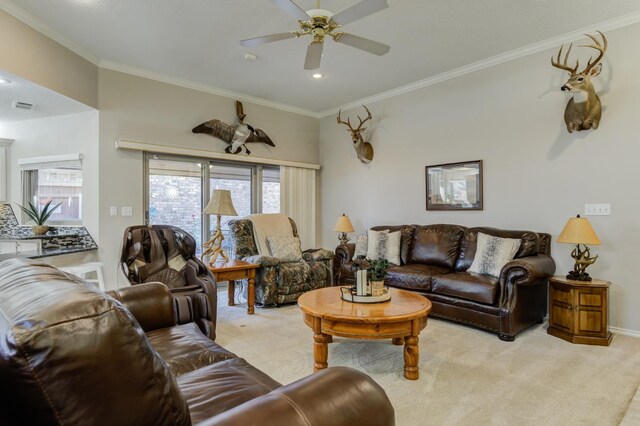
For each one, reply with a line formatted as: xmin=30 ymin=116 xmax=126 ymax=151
xmin=209 ymin=260 xmax=260 ymax=315
xmin=547 ymin=276 xmax=611 ymax=346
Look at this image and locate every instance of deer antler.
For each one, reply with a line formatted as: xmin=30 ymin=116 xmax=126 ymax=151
xmin=581 ymin=31 xmax=607 ymax=74
xmin=355 ymin=105 xmax=372 ymax=132
xmin=337 ymin=109 xmax=355 ymax=131
xmin=551 ymin=43 xmax=579 ymax=74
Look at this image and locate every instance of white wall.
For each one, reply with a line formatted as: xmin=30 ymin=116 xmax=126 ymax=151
xmin=319 ymin=22 xmax=640 ymax=333
xmin=98 ymin=69 xmax=319 ymax=287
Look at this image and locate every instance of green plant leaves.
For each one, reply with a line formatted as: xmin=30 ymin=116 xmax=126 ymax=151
xmin=16 ymin=200 xmax=62 ymax=225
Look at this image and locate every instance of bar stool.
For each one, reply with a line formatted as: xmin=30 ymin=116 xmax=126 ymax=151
xmin=60 ymin=262 xmax=105 ymax=291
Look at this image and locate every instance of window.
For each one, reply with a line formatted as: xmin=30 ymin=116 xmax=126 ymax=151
xmin=20 ymin=155 xmax=83 ymax=223
xmin=144 ymin=153 xmax=280 ymax=257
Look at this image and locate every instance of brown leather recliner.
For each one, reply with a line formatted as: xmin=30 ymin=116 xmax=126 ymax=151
xmin=0 ymin=258 xmax=395 ymax=426
xmin=120 ymin=224 xmax=217 ymax=339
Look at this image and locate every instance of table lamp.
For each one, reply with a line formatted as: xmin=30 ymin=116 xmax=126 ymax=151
xmin=556 ymin=214 xmax=601 ymax=281
xmin=333 ymin=214 xmax=355 ymax=245
xmin=202 ymin=189 xmax=238 ymax=264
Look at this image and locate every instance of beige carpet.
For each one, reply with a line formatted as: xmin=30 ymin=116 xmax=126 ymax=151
xmin=215 ymin=292 xmax=640 ymax=426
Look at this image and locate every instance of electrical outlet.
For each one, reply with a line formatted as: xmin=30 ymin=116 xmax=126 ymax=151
xmin=584 ymin=204 xmax=611 ymax=216
xmin=121 ymin=206 xmax=133 ymax=217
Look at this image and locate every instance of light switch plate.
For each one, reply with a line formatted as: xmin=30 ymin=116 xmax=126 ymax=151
xmin=584 ymin=204 xmax=611 ymax=216
xmin=121 ymin=206 xmax=133 ymax=217
xmin=109 ymin=206 xmax=118 ymax=216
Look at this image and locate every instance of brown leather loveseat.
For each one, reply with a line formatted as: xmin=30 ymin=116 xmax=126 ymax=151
xmin=0 ymin=258 xmax=394 ymax=426
xmin=335 ymin=224 xmax=556 ymax=341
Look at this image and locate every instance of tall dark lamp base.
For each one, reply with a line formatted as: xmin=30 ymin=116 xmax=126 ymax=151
xmin=566 ymin=243 xmax=598 ymax=282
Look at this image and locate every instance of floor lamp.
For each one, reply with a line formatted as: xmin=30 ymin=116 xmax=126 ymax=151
xmin=202 ymin=189 xmax=238 ymax=264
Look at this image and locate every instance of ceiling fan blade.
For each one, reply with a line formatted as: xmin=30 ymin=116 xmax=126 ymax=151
xmin=270 ymin=0 xmax=310 ymax=21
xmin=304 ymin=41 xmax=323 ymax=70
xmin=240 ymin=32 xmax=297 ymax=47
xmin=331 ymin=0 xmax=389 ymax=26
xmin=334 ymin=33 xmax=390 ymax=56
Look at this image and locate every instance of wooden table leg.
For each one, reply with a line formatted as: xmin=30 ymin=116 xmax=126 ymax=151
xmin=404 ymin=335 xmax=419 ymax=380
xmin=247 ymin=275 xmax=255 ymax=315
xmin=392 ymin=337 xmax=404 ymax=345
xmin=227 ymin=280 xmax=235 ymax=306
xmin=312 ymin=317 xmax=329 ymax=372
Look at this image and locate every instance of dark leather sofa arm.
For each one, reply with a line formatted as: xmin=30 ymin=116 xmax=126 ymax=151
xmin=108 ymin=282 xmax=176 ymax=332
xmin=335 ymin=243 xmax=356 ymax=264
xmin=500 ymin=255 xmax=557 ymax=287
xmin=200 ymin=367 xmax=394 ymax=426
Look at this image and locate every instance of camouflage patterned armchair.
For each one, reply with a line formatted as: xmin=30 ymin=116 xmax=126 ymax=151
xmin=228 ymin=217 xmax=334 ymax=306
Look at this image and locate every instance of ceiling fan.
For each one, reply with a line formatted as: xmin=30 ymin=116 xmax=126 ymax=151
xmin=240 ymin=0 xmax=391 ymax=70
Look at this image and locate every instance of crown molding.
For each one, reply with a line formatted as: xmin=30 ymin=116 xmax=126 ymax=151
xmin=3 ymin=0 xmax=640 ymax=120
xmin=99 ymin=60 xmax=321 ymax=118
xmin=0 ymin=0 xmax=100 ymax=65
xmin=317 ymin=10 xmax=640 ymax=118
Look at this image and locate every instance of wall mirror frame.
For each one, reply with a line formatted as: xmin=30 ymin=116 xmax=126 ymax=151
xmin=425 ymin=160 xmax=483 ymax=211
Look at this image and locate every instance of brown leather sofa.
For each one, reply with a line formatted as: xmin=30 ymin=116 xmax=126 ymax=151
xmin=120 ymin=224 xmax=217 ymax=339
xmin=0 ymin=258 xmax=394 ymax=426
xmin=335 ymin=224 xmax=556 ymax=341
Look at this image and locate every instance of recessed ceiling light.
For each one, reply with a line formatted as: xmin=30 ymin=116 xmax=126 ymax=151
xmin=312 ymin=73 xmax=323 ymax=79
xmin=0 ymin=77 xmax=11 ymax=85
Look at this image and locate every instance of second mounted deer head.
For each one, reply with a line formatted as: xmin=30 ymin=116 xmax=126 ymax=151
xmin=551 ymin=31 xmax=607 ymax=133
xmin=337 ymin=105 xmax=374 ymax=164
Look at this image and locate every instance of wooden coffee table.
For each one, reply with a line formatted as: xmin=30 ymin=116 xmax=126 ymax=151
xmin=209 ymin=260 xmax=260 ymax=314
xmin=297 ymin=286 xmax=432 ymax=380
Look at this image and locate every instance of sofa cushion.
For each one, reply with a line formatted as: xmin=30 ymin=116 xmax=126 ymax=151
xmin=456 ymin=227 xmax=540 ymax=271
xmin=467 ymin=233 xmax=521 ymax=277
xmin=371 ymin=225 xmax=416 ymax=265
xmin=0 ymin=258 xmax=191 ymax=426
xmin=147 ymin=323 xmax=236 ymax=377
xmin=386 ymin=264 xmax=453 ymax=291
xmin=431 ymin=272 xmax=499 ymax=305
xmin=408 ymin=224 xmax=465 ymax=269
xmin=178 ymin=357 xmax=281 ymax=424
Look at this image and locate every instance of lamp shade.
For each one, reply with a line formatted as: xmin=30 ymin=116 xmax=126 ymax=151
xmin=333 ymin=214 xmax=355 ymax=233
xmin=557 ymin=215 xmax=601 ymax=245
xmin=203 ymin=189 xmax=238 ymax=216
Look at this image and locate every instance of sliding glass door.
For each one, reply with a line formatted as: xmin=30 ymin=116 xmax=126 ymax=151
xmin=145 ymin=153 xmax=280 ymax=259
xmin=147 ymin=157 xmax=204 ymax=252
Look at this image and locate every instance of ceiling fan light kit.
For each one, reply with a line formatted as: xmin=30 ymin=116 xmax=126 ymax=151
xmin=240 ymin=0 xmax=391 ymax=70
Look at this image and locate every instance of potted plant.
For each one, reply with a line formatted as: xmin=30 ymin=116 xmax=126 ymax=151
xmin=367 ymin=258 xmax=389 ymax=296
xmin=17 ymin=200 xmax=62 ymax=235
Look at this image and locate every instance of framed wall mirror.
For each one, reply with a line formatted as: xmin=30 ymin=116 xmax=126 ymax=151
xmin=425 ymin=160 xmax=483 ymax=211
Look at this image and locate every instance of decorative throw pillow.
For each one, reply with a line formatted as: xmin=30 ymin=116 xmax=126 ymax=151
xmin=366 ymin=229 xmax=401 ymax=266
xmin=467 ymin=232 xmax=521 ymax=277
xmin=266 ymin=236 xmax=303 ymax=262
xmin=354 ymin=234 xmax=368 ymax=258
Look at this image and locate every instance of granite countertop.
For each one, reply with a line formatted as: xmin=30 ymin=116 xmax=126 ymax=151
xmin=0 ymin=226 xmax=84 ymax=240
xmin=0 ymin=246 xmax=98 ymax=261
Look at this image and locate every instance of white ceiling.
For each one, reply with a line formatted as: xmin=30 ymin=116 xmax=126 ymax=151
xmin=3 ymin=0 xmax=640 ymax=114
xmin=0 ymin=70 xmax=93 ymax=122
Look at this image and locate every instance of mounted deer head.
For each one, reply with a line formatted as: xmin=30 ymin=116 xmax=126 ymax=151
xmin=337 ymin=105 xmax=374 ymax=164
xmin=551 ymin=31 xmax=607 ymax=133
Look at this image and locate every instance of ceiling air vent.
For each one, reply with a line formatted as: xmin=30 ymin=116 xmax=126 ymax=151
xmin=12 ymin=101 xmax=36 ymax=111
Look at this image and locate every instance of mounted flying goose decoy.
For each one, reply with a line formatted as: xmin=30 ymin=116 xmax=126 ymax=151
xmin=192 ymin=101 xmax=275 ymax=155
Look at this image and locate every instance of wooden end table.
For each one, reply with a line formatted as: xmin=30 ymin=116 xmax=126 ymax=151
xmin=297 ymin=286 xmax=432 ymax=380
xmin=209 ymin=260 xmax=260 ymax=315
xmin=547 ymin=275 xmax=611 ymax=346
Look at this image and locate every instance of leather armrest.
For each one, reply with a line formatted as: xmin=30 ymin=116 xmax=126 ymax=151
xmin=302 ymin=248 xmax=334 ymax=262
xmin=201 ymin=367 xmax=395 ymax=426
xmin=500 ymin=255 xmax=556 ymax=287
xmin=335 ymin=243 xmax=356 ymax=265
xmin=107 ymin=282 xmax=176 ymax=332
xmin=244 ymin=255 xmax=281 ymax=267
